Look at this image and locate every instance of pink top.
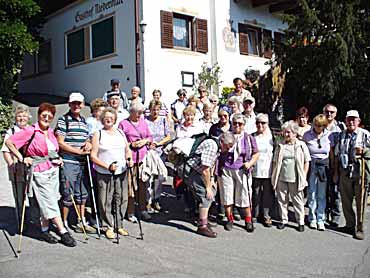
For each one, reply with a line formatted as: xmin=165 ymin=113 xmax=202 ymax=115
xmin=118 ymin=118 xmax=152 ymax=163
xmin=10 ymin=122 xmax=59 ymax=172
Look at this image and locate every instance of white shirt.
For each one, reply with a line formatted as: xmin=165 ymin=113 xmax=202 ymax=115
xmin=252 ymin=132 xmax=274 ymax=178
xmin=244 ymin=112 xmax=257 ymax=135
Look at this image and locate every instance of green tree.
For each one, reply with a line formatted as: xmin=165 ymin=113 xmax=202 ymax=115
xmin=276 ymin=0 xmax=370 ymax=124
xmin=0 ymin=0 xmax=41 ymax=103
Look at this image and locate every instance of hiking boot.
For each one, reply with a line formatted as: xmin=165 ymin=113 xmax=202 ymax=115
xmin=141 ymin=211 xmax=152 ymax=221
xmin=60 ymin=232 xmax=77 ymax=247
xmin=224 ymin=220 xmax=233 ymax=231
xmin=153 ymin=201 xmax=162 ymax=212
xmin=40 ymin=231 xmax=58 ymax=244
xmin=118 ymin=228 xmax=129 ymax=236
xmin=245 ymin=222 xmax=254 ymax=233
xmin=317 ymin=222 xmax=325 ymax=231
xmin=297 ymin=225 xmax=305 ymax=232
xmin=309 ymin=222 xmax=317 ymax=229
xmin=75 ymin=223 xmax=96 ymax=234
xmin=197 ymin=226 xmax=217 ymax=238
xmin=105 ymin=228 xmax=115 ymax=239
xmin=277 ymin=223 xmax=285 ymax=230
xmin=354 ymin=230 xmax=365 ymax=240
xmin=263 ymin=218 xmax=272 ymax=228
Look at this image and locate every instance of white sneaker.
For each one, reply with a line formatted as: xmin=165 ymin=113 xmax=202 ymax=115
xmin=317 ymin=222 xmax=325 ymax=231
xmin=128 ymin=215 xmax=138 ymax=223
xmin=309 ymin=222 xmax=317 ymax=229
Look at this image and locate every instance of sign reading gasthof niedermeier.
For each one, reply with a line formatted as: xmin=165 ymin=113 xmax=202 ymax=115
xmin=75 ymin=0 xmax=124 ymax=23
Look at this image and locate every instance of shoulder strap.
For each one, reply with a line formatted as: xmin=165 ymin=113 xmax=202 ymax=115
xmin=64 ymin=113 xmax=70 ymax=133
xmin=24 ymin=125 xmax=37 ymax=156
xmin=99 ymin=130 xmax=102 ymax=143
xmin=11 ymin=127 xmax=15 ymax=135
xmin=127 ymin=119 xmax=144 ymax=139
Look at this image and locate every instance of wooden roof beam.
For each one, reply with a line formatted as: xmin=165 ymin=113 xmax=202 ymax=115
xmin=269 ymin=0 xmax=298 ymax=13
xmin=251 ymin=0 xmax=281 ymax=7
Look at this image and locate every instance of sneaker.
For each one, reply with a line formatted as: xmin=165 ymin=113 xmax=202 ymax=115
xmin=141 ymin=211 xmax=152 ymax=221
xmin=309 ymin=222 xmax=317 ymax=229
xmin=40 ymin=231 xmax=58 ymax=244
xmin=153 ymin=201 xmax=162 ymax=212
xmin=147 ymin=206 xmax=155 ymax=214
xmin=118 ymin=228 xmax=129 ymax=236
xmin=128 ymin=215 xmax=138 ymax=223
xmin=277 ymin=223 xmax=285 ymax=230
xmin=197 ymin=226 xmax=217 ymax=238
xmin=105 ymin=228 xmax=115 ymax=239
xmin=263 ymin=218 xmax=272 ymax=228
xmin=60 ymin=232 xmax=77 ymax=247
xmin=354 ymin=230 xmax=365 ymax=240
xmin=245 ymin=222 xmax=254 ymax=233
xmin=297 ymin=225 xmax=305 ymax=232
xmin=224 ymin=220 xmax=233 ymax=231
xmin=75 ymin=223 xmax=96 ymax=234
xmin=317 ymin=222 xmax=325 ymax=231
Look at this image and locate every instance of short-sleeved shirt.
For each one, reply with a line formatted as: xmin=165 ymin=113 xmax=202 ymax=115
xmin=303 ymin=128 xmax=334 ymax=159
xmin=209 ymin=122 xmax=232 ymax=138
xmin=144 ymin=103 xmax=169 ymax=118
xmin=171 ymin=99 xmax=187 ymax=121
xmin=187 ymin=139 xmax=219 ymax=174
xmin=243 ymin=112 xmax=257 ymax=135
xmin=86 ymin=116 xmax=103 ymax=137
xmin=145 ymin=116 xmax=170 ymax=155
xmin=1 ymin=125 xmax=25 ymax=152
xmin=176 ymin=123 xmax=203 ymax=139
xmin=55 ymin=111 xmax=89 ymax=163
xmin=252 ymin=132 xmax=274 ymax=178
xmin=334 ymin=127 xmax=370 ymax=157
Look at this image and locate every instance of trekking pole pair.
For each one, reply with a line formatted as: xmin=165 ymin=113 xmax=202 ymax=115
xmin=109 ymin=161 xmax=120 ymax=244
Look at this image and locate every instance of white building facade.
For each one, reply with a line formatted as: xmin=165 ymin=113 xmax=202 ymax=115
xmin=19 ymin=0 xmax=287 ymax=107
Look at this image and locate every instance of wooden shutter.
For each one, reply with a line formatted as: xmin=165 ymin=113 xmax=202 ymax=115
xmin=160 ymin=10 xmax=173 ymax=48
xmin=238 ymin=23 xmax=249 ymax=55
xmin=195 ymin=18 xmax=208 ymax=53
xmin=263 ymin=29 xmax=272 ymax=58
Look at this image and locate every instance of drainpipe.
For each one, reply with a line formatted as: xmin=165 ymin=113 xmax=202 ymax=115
xmin=135 ymin=0 xmax=140 ymax=88
xmin=209 ymin=0 xmax=218 ymax=95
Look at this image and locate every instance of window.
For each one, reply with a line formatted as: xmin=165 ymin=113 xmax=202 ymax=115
xmin=92 ymin=17 xmax=114 ymax=58
xmin=66 ymin=29 xmax=85 ymax=65
xmin=173 ymin=14 xmax=191 ymax=49
xmin=65 ymin=15 xmax=116 ymax=67
xmin=238 ymin=23 xmax=262 ymax=56
xmin=21 ymin=41 xmax=52 ymax=78
xmin=247 ymin=28 xmax=259 ymax=55
xmin=160 ymin=10 xmax=208 ymax=53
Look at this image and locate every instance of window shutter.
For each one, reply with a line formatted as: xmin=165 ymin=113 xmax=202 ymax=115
xmin=239 ymin=24 xmax=249 ymax=55
xmin=160 ymin=10 xmax=173 ymax=48
xmin=195 ymin=18 xmax=208 ymax=53
xmin=263 ymin=29 xmax=272 ymax=58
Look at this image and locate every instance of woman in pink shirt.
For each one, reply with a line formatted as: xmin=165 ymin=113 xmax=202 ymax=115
xmin=6 ymin=103 xmax=76 ymax=247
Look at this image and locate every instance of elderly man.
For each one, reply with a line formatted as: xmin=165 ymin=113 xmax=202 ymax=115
xmin=56 ymin=92 xmax=96 ymax=233
xmin=242 ymin=96 xmax=257 ymax=134
xmin=334 ymin=110 xmax=370 ymax=240
xmin=323 ymin=104 xmax=345 ymax=227
xmin=184 ymin=132 xmax=235 ymax=238
xmin=228 ymin=77 xmax=252 ymax=106
xmin=102 ymin=79 xmax=129 ymax=112
xmin=107 ymin=90 xmax=129 ymax=126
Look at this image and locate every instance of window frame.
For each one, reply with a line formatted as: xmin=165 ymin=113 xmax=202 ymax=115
xmin=172 ymin=13 xmax=193 ymax=51
xmin=238 ymin=23 xmax=263 ymax=57
xmin=21 ymin=40 xmax=52 ymax=79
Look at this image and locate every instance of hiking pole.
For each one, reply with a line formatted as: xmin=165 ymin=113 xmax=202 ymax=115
xmin=86 ymin=155 xmax=101 ymax=239
xmin=13 ymin=165 xmax=21 ymax=232
xmin=17 ymin=165 xmax=31 ymax=255
xmin=70 ymin=190 xmax=88 ymax=241
xmin=110 ymin=162 xmax=120 ymax=244
xmin=245 ymin=170 xmax=254 ymax=231
xmin=3 ymin=230 xmax=18 ymax=258
xmin=129 ymin=156 xmax=144 ymax=240
xmin=360 ymin=154 xmax=367 ymax=225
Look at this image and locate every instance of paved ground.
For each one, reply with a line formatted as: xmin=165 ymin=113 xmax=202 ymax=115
xmin=0 ymin=159 xmax=369 ymax=278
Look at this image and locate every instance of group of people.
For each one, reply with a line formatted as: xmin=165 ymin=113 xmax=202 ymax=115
xmin=2 ymin=77 xmax=369 ymax=248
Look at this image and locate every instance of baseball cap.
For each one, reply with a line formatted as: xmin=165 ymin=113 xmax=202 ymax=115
xmin=243 ymin=96 xmax=255 ymax=103
xmin=68 ymin=92 xmax=84 ymax=103
xmin=106 ymin=90 xmax=120 ymax=98
xmin=346 ymin=110 xmax=360 ymax=118
xmin=111 ymin=79 xmax=120 ymax=85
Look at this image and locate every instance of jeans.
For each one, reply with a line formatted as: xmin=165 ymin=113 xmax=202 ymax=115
xmin=307 ymin=158 xmax=328 ymax=224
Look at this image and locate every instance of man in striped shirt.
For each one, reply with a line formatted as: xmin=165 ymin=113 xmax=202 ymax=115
xmin=56 ymin=92 xmax=95 ymax=234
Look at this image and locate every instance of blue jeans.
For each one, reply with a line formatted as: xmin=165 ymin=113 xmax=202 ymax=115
xmin=308 ymin=158 xmax=328 ymax=224
xmin=61 ymin=161 xmax=88 ymax=206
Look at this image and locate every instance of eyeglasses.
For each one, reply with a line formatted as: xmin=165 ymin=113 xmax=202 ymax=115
xmin=219 ymin=114 xmax=228 ymax=118
xmin=317 ymin=138 xmax=322 ymax=149
xmin=232 ymin=122 xmax=244 ymax=126
xmin=324 ymin=110 xmax=336 ymax=114
xmin=40 ymin=114 xmax=54 ymax=120
xmin=179 ymin=93 xmax=186 ymax=97
xmin=256 ymin=121 xmax=267 ymax=125
xmin=210 ymin=100 xmax=218 ymax=103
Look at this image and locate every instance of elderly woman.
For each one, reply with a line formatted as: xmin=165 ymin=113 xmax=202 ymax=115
xmin=176 ymin=106 xmax=203 ymax=139
xmin=218 ymin=113 xmax=259 ymax=232
xmin=145 ymin=99 xmax=171 ymax=211
xmin=128 ymin=86 xmax=143 ymax=107
xmin=86 ymin=98 xmax=108 ymax=136
xmin=2 ymin=105 xmax=31 ymax=221
xmin=209 ymin=106 xmax=232 ymax=138
xmin=90 ymin=107 xmax=133 ymax=239
xmin=228 ymin=96 xmax=242 ymax=120
xmin=303 ymin=114 xmax=334 ymax=231
xmin=119 ymin=102 xmax=153 ymax=221
xmin=171 ymin=89 xmax=188 ymax=127
xmin=187 ymin=95 xmax=203 ymax=123
xmin=199 ymin=103 xmax=215 ymax=134
xmin=271 ymin=120 xmax=311 ymax=232
xmin=208 ymin=94 xmax=219 ymax=122
xmin=296 ymin=106 xmax=311 ymax=139
xmin=252 ymin=113 xmax=274 ymax=227
xmin=5 ymin=103 xmax=76 ymax=247
xmin=145 ymin=89 xmax=170 ymax=120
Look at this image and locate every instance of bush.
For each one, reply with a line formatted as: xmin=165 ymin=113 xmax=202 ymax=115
xmin=0 ymin=99 xmax=14 ymax=146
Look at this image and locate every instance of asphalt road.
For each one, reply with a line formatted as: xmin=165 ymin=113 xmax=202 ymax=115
xmin=0 ymin=175 xmax=369 ymax=278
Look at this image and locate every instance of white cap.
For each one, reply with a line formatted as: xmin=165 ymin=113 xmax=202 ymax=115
xmin=346 ymin=110 xmax=360 ymax=118
xmin=68 ymin=92 xmax=84 ymax=103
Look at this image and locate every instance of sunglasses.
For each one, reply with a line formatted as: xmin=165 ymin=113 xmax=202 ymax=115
xmin=256 ymin=121 xmax=267 ymax=125
xmin=317 ymin=138 xmax=322 ymax=149
xmin=219 ymin=114 xmax=228 ymax=118
xmin=325 ymin=110 xmax=336 ymax=114
xmin=179 ymin=93 xmax=186 ymax=97
xmin=233 ymin=122 xmax=244 ymax=126
xmin=210 ymin=100 xmax=218 ymax=103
